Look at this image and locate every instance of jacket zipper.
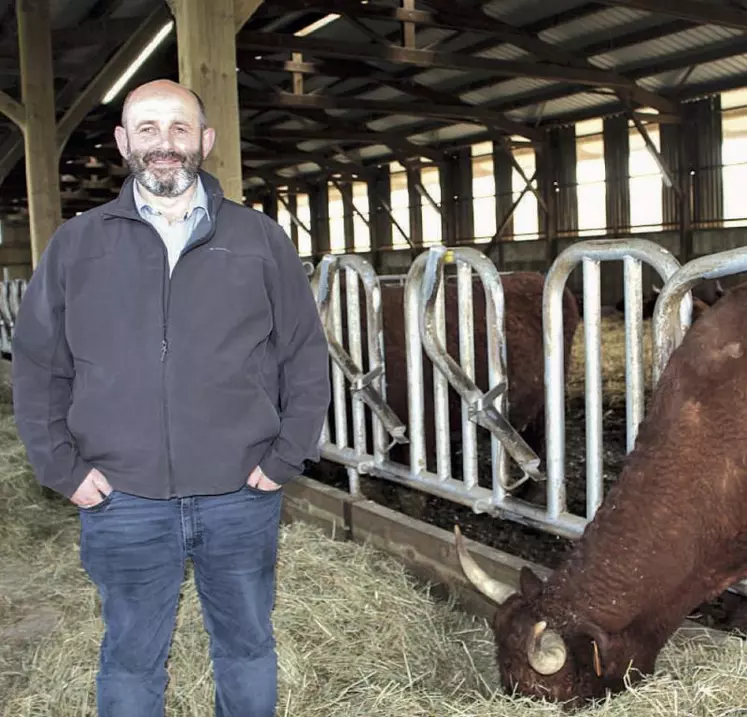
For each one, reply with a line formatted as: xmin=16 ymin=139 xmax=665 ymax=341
xmin=110 ymin=203 xmax=218 ymax=498
xmin=160 ymin=250 xmax=175 ymax=497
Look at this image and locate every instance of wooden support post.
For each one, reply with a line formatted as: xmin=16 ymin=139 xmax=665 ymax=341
xmin=678 ymin=123 xmax=693 ymax=262
xmin=406 ymin=165 xmax=423 ymax=248
xmin=367 ymin=167 xmax=391 ymax=270
xmin=440 ymin=153 xmax=458 ymax=246
xmin=402 ymin=0 xmax=416 ymax=49
xmin=339 ymin=181 xmax=356 ymax=253
xmin=17 ymin=0 xmax=62 ymax=267
xmin=173 ymin=0 xmax=243 ymax=202
xmin=309 ymin=182 xmax=331 ymax=257
xmin=262 ymin=185 xmax=278 ymax=220
xmin=292 ymin=52 xmax=304 ymax=95
xmin=287 ymin=193 xmax=299 ymax=250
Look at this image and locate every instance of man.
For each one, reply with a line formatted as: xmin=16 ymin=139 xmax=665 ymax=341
xmin=11 ymin=79 xmax=331 ymax=717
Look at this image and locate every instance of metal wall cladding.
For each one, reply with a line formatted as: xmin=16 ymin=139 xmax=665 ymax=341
xmin=603 ymin=116 xmax=631 ymax=233
xmin=685 ymin=96 xmax=724 ymax=227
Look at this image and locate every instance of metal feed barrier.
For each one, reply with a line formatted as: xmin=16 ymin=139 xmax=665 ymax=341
xmin=313 ymin=239 xmax=747 ymax=549
xmin=543 ymin=239 xmax=688 ymax=528
xmin=0 ymin=277 xmax=27 ymax=355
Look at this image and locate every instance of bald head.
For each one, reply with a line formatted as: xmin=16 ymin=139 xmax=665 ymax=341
xmin=113 ymin=78 xmax=216 ymax=198
xmin=121 ymin=80 xmax=207 ymax=130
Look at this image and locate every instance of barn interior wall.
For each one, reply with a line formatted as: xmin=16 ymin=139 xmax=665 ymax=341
xmin=257 ymin=87 xmax=747 ymax=307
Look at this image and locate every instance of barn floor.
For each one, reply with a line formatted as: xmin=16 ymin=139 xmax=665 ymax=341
xmin=1 ymin=441 xmax=746 ymax=716
xmin=3 ymin=313 xmax=747 ymax=715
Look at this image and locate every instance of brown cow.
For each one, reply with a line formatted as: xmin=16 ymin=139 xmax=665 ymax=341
xmin=614 ymin=280 xmax=725 ymax=322
xmin=348 ymin=272 xmax=580 ymax=472
xmin=454 ymin=280 xmax=747 ymax=707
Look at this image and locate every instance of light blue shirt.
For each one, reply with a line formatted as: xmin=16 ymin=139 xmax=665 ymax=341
xmin=133 ymin=176 xmax=209 ymax=275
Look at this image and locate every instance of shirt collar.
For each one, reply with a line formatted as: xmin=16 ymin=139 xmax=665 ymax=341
xmin=133 ymin=175 xmax=209 ymax=221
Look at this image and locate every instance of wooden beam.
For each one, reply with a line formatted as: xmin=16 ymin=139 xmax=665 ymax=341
xmin=56 ymin=4 xmax=173 ymax=155
xmin=234 ymin=0 xmax=264 ymax=31
xmin=239 ymin=55 xmax=540 ymax=138
xmin=174 ymin=0 xmax=243 ymax=202
xmin=0 ymin=4 xmax=172 ymax=189
xmin=17 ymin=0 xmax=62 ymax=267
xmin=238 ymin=31 xmax=643 ymax=89
xmin=0 ymin=90 xmax=25 ymax=130
xmin=244 ymin=119 xmax=443 ymax=162
xmin=241 ymin=91 xmax=544 ymax=141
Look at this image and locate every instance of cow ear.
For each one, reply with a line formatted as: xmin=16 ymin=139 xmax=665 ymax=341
xmin=519 ymin=567 xmax=544 ymax=601
xmin=577 ymin=620 xmax=612 ymax=677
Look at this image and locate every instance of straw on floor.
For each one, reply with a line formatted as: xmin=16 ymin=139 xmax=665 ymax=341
xmin=2 ymin=317 xmax=746 ymax=717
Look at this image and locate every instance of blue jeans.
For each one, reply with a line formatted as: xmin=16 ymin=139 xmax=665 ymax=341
xmin=78 ymin=484 xmax=282 ymax=717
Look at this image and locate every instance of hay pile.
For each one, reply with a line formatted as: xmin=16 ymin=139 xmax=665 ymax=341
xmin=566 ymin=315 xmax=654 ymax=406
xmin=1 ymin=400 xmax=747 ymax=716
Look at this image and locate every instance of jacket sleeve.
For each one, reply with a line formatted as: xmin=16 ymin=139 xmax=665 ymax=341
xmin=259 ymin=219 xmax=330 ymax=484
xmin=11 ymin=230 xmax=93 ymax=498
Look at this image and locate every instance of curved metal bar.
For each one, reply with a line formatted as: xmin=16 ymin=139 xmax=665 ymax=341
xmin=653 ymin=245 xmax=747 ymax=385
xmin=313 ymin=255 xmax=408 ymax=447
xmin=543 ymin=238 xmax=684 ymax=520
xmin=418 ymin=246 xmax=542 ymax=490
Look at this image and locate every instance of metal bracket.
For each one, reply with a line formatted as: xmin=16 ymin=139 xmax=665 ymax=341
xmin=314 ymin=255 xmax=410 ymax=446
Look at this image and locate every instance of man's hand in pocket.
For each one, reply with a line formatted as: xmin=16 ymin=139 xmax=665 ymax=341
xmin=71 ymin=467 xmax=112 ymax=508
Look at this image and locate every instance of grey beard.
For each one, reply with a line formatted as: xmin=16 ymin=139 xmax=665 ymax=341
xmin=126 ymin=149 xmax=202 ymax=198
xmin=133 ymin=165 xmax=197 ymax=198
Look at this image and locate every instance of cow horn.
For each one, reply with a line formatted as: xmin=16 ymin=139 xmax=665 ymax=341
xmin=527 ymin=621 xmax=567 ymax=676
xmin=454 ymin=525 xmax=516 ymax=605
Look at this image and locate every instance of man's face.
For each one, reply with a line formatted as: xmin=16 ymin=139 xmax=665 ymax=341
xmin=114 ymin=89 xmax=214 ymax=198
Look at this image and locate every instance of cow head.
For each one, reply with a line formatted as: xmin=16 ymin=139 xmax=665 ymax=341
xmin=454 ymin=526 xmax=646 ymax=708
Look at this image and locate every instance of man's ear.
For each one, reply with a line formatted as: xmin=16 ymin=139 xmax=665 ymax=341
xmin=114 ymin=126 xmax=129 ymax=160
xmin=201 ymin=127 xmax=216 ymax=158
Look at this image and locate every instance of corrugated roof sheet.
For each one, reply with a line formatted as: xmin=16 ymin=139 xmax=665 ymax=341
xmin=460 ymin=78 xmax=558 ymax=105
xmin=592 ymin=25 xmax=743 ymax=70
xmin=508 ymin=92 xmax=619 ymax=122
xmin=537 ymin=6 xmax=652 ymax=48
xmin=240 ymin=0 xmax=747 ymax=179
xmin=640 ymin=54 xmax=747 ymax=91
xmin=483 ymin=0 xmax=589 ymax=26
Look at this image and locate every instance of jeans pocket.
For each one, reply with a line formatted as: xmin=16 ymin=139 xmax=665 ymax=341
xmin=78 ymin=490 xmax=116 ymax=513
xmin=243 ymin=483 xmax=282 ymax=497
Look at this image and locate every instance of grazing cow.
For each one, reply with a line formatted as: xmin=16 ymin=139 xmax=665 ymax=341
xmin=614 ymin=280 xmax=725 ymax=322
xmin=454 ymin=280 xmax=747 ymax=707
xmin=338 ymin=272 xmax=580 ymax=470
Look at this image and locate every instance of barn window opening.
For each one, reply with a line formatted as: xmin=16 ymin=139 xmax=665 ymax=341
xmin=327 ymin=184 xmax=346 ymax=254
xmin=296 ymin=193 xmax=313 ymax=257
xmin=390 ymin=161 xmax=411 ymax=250
xmin=420 ymin=163 xmax=443 ymax=246
xmin=352 ymin=181 xmax=371 ymax=252
xmin=471 ymin=141 xmax=496 ymax=244
xmin=511 ymin=143 xmax=539 ymax=240
xmin=576 ymin=118 xmax=607 ymax=237
xmin=276 ymin=194 xmax=292 ymax=240
xmin=721 ymin=87 xmax=747 ymax=228
xmin=628 ymin=116 xmax=664 ymax=233
xmin=276 ymin=192 xmax=313 ymax=257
